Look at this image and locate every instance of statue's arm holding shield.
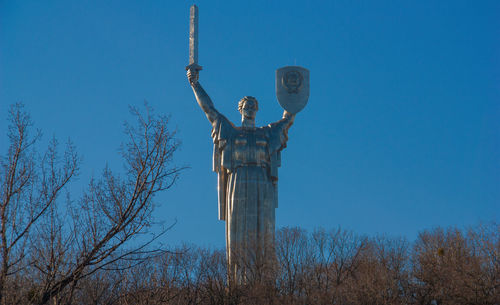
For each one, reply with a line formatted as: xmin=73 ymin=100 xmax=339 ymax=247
xmin=267 ymin=110 xmax=295 ymax=154
xmin=277 ymin=110 xmax=295 ymax=128
xmin=268 ymin=66 xmax=310 ymax=152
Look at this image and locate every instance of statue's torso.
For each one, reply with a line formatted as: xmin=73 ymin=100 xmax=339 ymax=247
xmin=232 ymin=127 xmax=270 ymax=169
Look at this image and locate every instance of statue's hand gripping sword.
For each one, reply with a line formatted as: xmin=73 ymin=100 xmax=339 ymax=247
xmin=185 ymin=5 xmax=202 ymax=74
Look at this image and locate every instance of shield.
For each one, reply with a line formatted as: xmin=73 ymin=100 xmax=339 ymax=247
xmin=276 ymin=66 xmax=310 ymax=114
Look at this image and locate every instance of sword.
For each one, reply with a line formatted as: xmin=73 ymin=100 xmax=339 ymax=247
xmin=185 ymin=5 xmax=202 ymax=72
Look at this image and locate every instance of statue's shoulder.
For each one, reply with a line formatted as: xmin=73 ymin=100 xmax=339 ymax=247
xmin=213 ymin=112 xmax=236 ymax=128
xmin=212 ymin=113 xmax=237 ymax=140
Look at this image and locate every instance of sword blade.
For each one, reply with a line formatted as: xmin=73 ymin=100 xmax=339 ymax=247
xmin=189 ymin=5 xmax=198 ymax=65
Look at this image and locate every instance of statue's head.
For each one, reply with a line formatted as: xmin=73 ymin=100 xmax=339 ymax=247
xmin=238 ymin=96 xmax=259 ymax=120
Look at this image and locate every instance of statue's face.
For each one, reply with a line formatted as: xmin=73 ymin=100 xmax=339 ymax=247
xmin=240 ymin=100 xmax=257 ymax=120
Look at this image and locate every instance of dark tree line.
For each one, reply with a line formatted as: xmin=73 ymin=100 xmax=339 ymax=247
xmin=1 ymin=104 xmax=498 ymax=305
xmin=5 ymin=224 xmax=496 ymax=305
xmin=3 ymin=220 xmax=498 ymax=305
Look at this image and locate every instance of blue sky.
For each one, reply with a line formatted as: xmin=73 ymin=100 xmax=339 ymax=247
xmin=1 ymin=0 xmax=498 ymax=248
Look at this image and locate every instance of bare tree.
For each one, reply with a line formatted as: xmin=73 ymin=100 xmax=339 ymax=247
xmin=412 ymin=223 xmax=499 ymax=305
xmin=197 ymin=248 xmax=227 ymax=305
xmin=275 ymin=227 xmax=310 ymax=300
xmin=346 ymin=235 xmax=411 ymax=305
xmin=466 ymin=222 xmax=499 ymax=304
xmin=303 ymin=227 xmax=367 ymax=303
xmin=0 ymin=103 xmax=183 ymax=304
xmin=0 ymin=104 xmax=79 ymax=305
xmin=55 ymin=223 xmax=498 ymax=305
xmin=23 ymin=105 xmax=183 ymax=305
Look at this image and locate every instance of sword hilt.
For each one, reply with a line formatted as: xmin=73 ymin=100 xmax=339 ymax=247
xmin=185 ymin=63 xmax=202 ymax=72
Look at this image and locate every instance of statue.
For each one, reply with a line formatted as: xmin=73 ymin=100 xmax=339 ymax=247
xmin=185 ymin=5 xmax=309 ymax=282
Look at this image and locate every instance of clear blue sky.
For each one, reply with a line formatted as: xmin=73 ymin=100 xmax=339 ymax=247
xmin=1 ymin=1 xmax=498 ymax=248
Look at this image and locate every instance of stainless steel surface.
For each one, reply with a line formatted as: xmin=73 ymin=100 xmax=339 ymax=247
xmin=276 ymin=66 xmax=310 ymax=114
xmin=186 ymin=6 xmax=309 ymax=283
xmin=189 ymin=5 xmax=198 ymax=65
xmin=186 ymin=5 xmax=202 ymax=72
xmin=188 ymin=76 xmax=296 ymax=281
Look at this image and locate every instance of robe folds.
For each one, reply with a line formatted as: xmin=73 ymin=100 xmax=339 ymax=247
xmin=210 ymin=112 xmax=293 ymax=278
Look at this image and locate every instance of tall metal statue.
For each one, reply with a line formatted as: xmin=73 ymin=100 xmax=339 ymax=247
xmin=185 ymin=5 xmax=309 ymax=282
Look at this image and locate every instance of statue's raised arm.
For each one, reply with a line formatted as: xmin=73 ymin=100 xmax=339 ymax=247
xmin=187 ymin=69 xmax=219 ymax=124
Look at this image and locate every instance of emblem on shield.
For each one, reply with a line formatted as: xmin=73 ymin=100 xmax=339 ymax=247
xmin=276 ymin=66 xmax=310 ymax=114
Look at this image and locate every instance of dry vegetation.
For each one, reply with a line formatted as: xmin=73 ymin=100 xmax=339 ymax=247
xmin=4 ymin=225 xmax=496 ymax=305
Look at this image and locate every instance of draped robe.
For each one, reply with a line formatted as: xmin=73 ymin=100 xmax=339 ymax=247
xmin=210 ymin=112 xmax=294 ymax=280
